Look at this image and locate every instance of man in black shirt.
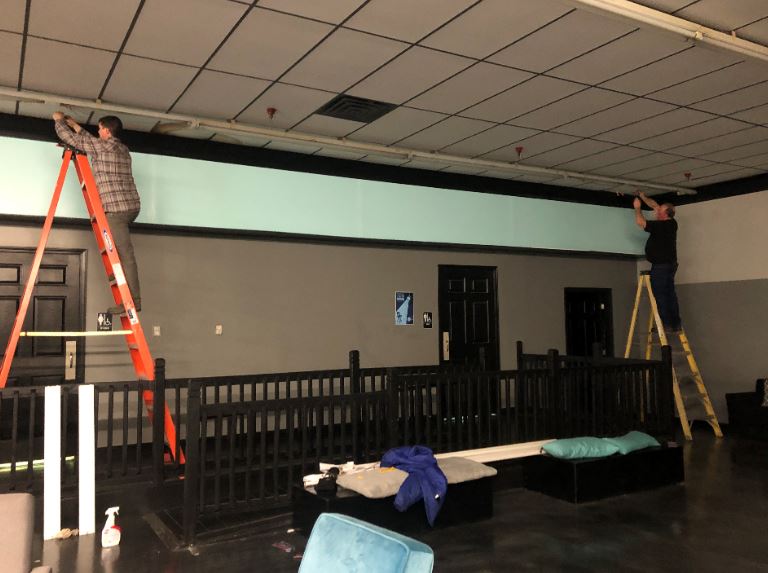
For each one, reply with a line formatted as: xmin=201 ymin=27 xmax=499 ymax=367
xmin=633 ymin=192 xmax=681 ymax=331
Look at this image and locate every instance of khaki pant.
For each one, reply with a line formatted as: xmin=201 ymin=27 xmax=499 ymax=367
xmin=106 ymin=211 xmax=141 ymax=303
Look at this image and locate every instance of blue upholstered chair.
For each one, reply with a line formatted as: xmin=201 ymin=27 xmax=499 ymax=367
xmin=299 ymin=513 xmax=434 ymax=573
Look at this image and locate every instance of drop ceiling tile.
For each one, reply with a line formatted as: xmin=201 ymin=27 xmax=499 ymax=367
xmin=700 ymin=136 xmax=768 ymax=163
xmin=421 ymin=0 xmax=571 ymax=59
xmin=678 ymin=162 xmax=751 ymax=183
xmin=292 ymin=114 xmax=365 ymax=137
xmin=514 ymin=172 xmax=562 ymax=184
xmin=590 ymin=152 xmax=681 ymax=177
xmin=124 ymin=0 xmax=247 ymax=66
xmin=480 ymin=169 xmax=521 ymax=180
xmin=676 ymin=0 xmax=768 ymax=32
xmin=649 ymin=60 xmax=768 ymax=105
xmin=513 ymin=88 xmax=633 ymax=131
xmin=102 ymin=55 xmax=198 ymax=110
xmin=0 ymin=32 xmax=21 ymax=86
xmin=523 ymin=139 xmax=617 ymax=168
xmin=282 ymin=28 xmax=407 ymax=92
xmin=265 ymin=140 xmax=322 ymax=154
xmin=165 ymin=126 xmax=217 ymax=140
xmin=440 ymin=124 xmax=540 ymax=156
xmin=208 ymin=132 xmax=246 ymax=146
xmin=570 ymin=180 xmax=620 ymax=192
xmin=349 ymin=107 xmax=445 ymax=146
xmin=314 ymin=148 xmax=367 ymax=161
xmin=348 ymin=46 xmax=472 ymax=105
xmin=549 ymin=28 xmax=688 ymax=85
xmin=408 ymin=63 xmax=532 ymax=115
xmin=601 ymin=45 xmax=738 ymax=96
xmin=596 ymin=108 xmax=716 ymax=145
xmin=0 ymin=99 xmax=16 ymax=114
xmin=557 ymin=98 xmax=674 ymax=137
xmin=361 ymin=154 xmax=409 ymax=166
xmin=110 ymin=113 xmax=160 ymax=132
xmin=209 ymin=9 xmax=333 ymax=80
xmin=401 ymin=158 xmax=448 ymax=171
xmin=622 ymin=157 xmax=710 ymax=181
xmin=634 ymin=118 xmax=751 ymax=151
xmin=727 ymin=152 xmax=768 ymax=168
xmin=397 ymin=116 xmax=494 ymax=151
xmin=22 ymin=38 xmax=114 ymax=99
xmin=30 ymin=0 xmax=140 ymax=51
xmin=17 ymin=101 xmax=93 ymax=122
xmin=737 ymin=16 xmax=768 ymax=44
xmin=1 ymin=1 xmax=25 ymax=33
xmin=667 ymin=125 xmax=767 ymax=157
xmin=732 ymin=101 xmax=768 ymax=124
xmin=684 ymin=167 xmax=764 ymax=187
xmin=489 ymin=9 xmax=636 ymax=73
xmin=213 ymin=132 xmax=270 ymax=147
xmin=557 ymin=146 xmax=651 ymax=172
xmin=463 ymin=76 xmax=584 ymax=123
xmin=482 ymin=131 xmax=580 ymax=162
xmin=346 ymin=0 xmax=474 ymax=43
xmin=632 ymin=1 xmax=692 ymax=11
xmin=237 ymin=83 xmax=335 ymax=129
xmin=692 ymin=81 xmax=768 ymax=115
xmin=171 ymin=71 xmax=270 ymax=119
xmin=257 ymin=0 xmax=366 ymax=24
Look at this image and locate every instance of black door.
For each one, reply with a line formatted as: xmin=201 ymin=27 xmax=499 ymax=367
xmin=0 ymin=248 xmax=86 ymax=386
xmin=438 ymin=266 xmax=499 ymax=370
xmin=564 ymin=288 xmax=613 ymax=357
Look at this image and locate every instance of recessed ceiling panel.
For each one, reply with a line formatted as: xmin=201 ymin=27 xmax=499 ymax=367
xmin=408 ymin=62 xmax=532 ymax=115
xmin=557 ymin=146 xmax=651 ymax=173
xmin=421 ymin=0 xmax=571 ymax=59
xmin=513 ymin=88 xmax=634 ymax=131
xmin=282 ymin=28 xmax=407 ymax=92
xmin=124 ymin=0 xmax=248 ymax=66
xmin=549 ymin=28 xmax=688 ymax=85
xmin=29 ymin=0 xmax=140 ymax=51
xmin=650 ymin=60 xmax=768 ymax=105
xmin=634 ymin=118 xmax=751 ymax=151
xmin=557 ymin=98 xmax=674 ymax=137
xmin=0 ymin=32 xmax=21 ymax=86
xmin=621 ymin=157 xmax=710 ymax=181
xmin=396 ymin=116 xmax=494 ymax=151
xmin=257 ymin=0 xmax=366 ymax=24
xmin=171 ymin=71 xmax=271 ymax=119
xmin=489 ymin=8 xmax=636 ymax=73
xmin=523 ymin=139 xmax=617 ymax=168
xmin=675 ymin=0 xmax=768 ymax=32
xmin=726 ymin=152 xmax=768 ymax=168
xmin=733 ymin=101 xmax=768 ymax=125
xmin=208 ymin=9 xmax=333 ymax=80
xmin=590 ymin=152 xmax=681 ymax=177
xmin=596 ymin=108 xmax=716 ymax=145
xmin=237 ymin=83 xmax=335 ymax=129
xmin=691 ymin=81 xmax=768 ymax=115
xmin=737 ymin=16 xmax=768 ymax=44
xmin=440 ymin=124 xmax=540 ymax=157
xmin=22 ymin=38 xmax=114 ymax=99
xmin=345 ymin=0 xmax=475 ymax=42
xmin=482 ymin=132 xmax=580 ymax=162
xmin=347 ymin=46 xmax=473 ymax=105
xmin=2 ymin=0 xmax=26 ymax=33
xmin=700 ymin=137 xmax=768 ymax=163
xmin=102 ymin=55 xmax=198 ymax=110
xmin=463 ymin=76 xmax=584 ymax=123
xmin=293 ymin=115 xmax=365 ymax=138
xmin=667 ymin=125 xmax=768 ymax=157
xmin=601 ymin=45 xmax=738 ymax=96
xmin=349 ymin=107 xmax=445 ymax=145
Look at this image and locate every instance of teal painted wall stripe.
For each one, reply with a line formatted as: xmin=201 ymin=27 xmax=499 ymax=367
xmin=0 ymin=135 xmax=645 ymax=254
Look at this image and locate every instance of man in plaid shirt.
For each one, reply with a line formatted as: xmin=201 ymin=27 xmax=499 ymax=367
xmin=52 ymin=111 xmax=142 ymax=313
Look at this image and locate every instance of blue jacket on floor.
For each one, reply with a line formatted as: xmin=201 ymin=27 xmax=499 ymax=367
xmin=381 ymin=445 xmax=447 ymax=526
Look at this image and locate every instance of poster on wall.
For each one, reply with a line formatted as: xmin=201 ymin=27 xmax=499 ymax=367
xmin=395 ymin=291 xmax=414 ymax=326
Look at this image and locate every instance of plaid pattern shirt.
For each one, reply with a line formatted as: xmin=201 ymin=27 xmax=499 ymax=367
xmin=55 ymin=120 xmax=140 ymax=214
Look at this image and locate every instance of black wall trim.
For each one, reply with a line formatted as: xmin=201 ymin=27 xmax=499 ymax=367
xmin=0 ymin=213 xmax=641 ymax=261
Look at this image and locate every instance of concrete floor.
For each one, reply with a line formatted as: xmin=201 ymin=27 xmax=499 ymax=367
xmin=34 ymin=428 xmax=768 ymax=572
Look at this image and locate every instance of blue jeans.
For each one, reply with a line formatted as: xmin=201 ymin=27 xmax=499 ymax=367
xmin=650 ymin=263 xmax=680 ymax=330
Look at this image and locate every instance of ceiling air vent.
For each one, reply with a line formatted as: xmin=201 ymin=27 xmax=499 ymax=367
xmin=314 ymin=95 xmax=396 ymax=123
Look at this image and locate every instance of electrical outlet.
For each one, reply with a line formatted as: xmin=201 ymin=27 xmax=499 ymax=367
xmin=215 ymin=324 xmax=223 ymax=335
xmin=153 ymin=325 xmax=161 ymax=337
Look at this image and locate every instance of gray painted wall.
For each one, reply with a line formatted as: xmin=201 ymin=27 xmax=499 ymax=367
xmin=0 ymin=222 xmax=638 ymax=381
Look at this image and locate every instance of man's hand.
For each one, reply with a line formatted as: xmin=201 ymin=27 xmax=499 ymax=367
xmin=65 ymin=116 xmax=82 ymax=133
xmin=52 ymin=111 xmax=65 ymax=121
xmin=633 ymin=197 xmax=641 ymax=209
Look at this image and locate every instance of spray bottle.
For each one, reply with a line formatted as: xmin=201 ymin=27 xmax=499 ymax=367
xmin=101 ymin=506 xmax=121 ymax=548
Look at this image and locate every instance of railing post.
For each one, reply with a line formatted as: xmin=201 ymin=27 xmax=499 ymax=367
xmin=349 ymin=350 xmax=363 ymax=460
xmin=152 ymin=358 xmax=166 ymax=486
xmin=385 ymin=369 xmax=399 ymax=449
xmin=515 ymin=342 xmax=526 ymax=441
xmin=183 ymin=380 xmax=202 ymax=547
xmin=660 ymin=345 xmax=674 ymax=438
xmin=547 ymin=349 xmax=560 ymax=438
xmin=349 ymin=350 xmax=361 ymax=394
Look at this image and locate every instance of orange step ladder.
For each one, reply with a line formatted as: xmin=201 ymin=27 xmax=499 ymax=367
xmin=0 ymin=146 xmax=184 ymax=463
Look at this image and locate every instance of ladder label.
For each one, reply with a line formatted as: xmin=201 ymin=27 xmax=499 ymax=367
xmin=126 ymin=308 xmax=139 ymax=325
xmin=113 ymin=263 xmax=127 ymax=286
xmin=102 ymin=229 xmax=114 ymax=252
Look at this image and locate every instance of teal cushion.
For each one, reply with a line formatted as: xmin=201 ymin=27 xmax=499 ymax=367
xmin=300 ymin=513 xmax=434 ymax=573
xmin=603 ymin=431 xmax=661 ymax=455
xmin=541 ymin=437 xmax=619 ymax=460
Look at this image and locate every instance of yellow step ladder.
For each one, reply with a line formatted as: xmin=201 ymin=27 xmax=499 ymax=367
xmin=625 ymin=271 xmax=722 ymax=441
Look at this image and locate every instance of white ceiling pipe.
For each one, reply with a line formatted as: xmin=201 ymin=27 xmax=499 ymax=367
xmin=565 ymin=0 xmax=768 ymax=63
xmin=0 ymin=86 xmax=694 ymax=195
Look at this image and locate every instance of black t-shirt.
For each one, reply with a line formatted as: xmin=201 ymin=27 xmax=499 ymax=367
xmin=644 ymin=219 xmax=677 ymax=264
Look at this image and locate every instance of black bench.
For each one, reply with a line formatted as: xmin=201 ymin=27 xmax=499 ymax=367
xmin=292 ymin=474 xmax=494 ymax=534
xmin=523 ymin=443 xmax=684 ymax=503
